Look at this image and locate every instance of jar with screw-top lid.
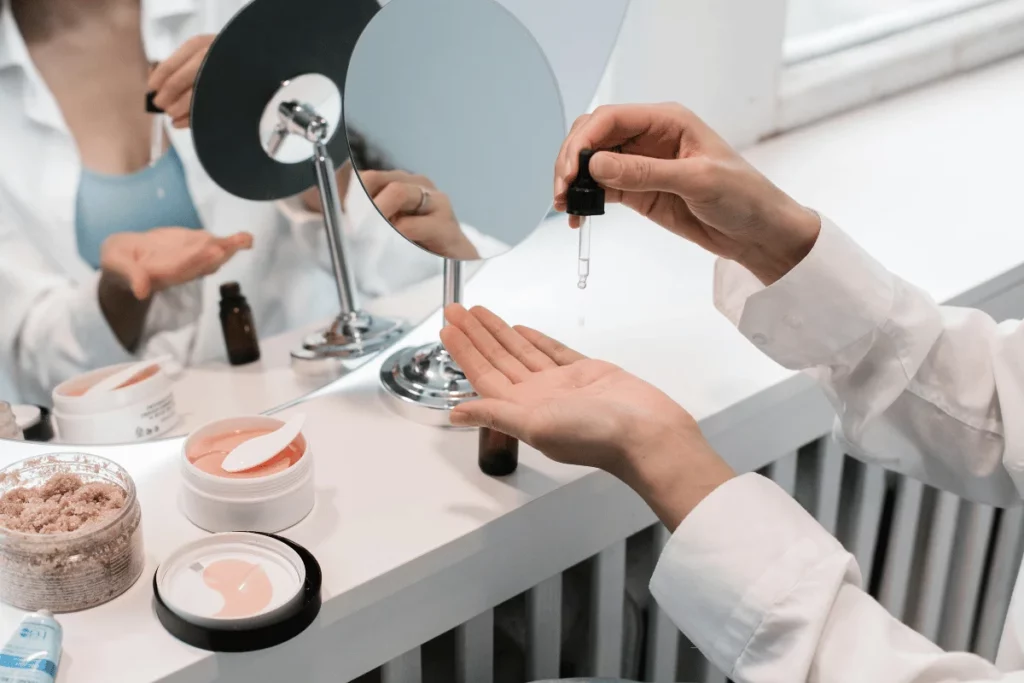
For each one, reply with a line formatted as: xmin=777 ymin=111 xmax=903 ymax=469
xmin=0 ymin=402 xmax=24 ymax=440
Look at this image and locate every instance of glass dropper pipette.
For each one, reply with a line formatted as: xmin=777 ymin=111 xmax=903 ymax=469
xmin=566 ymin=149 xmax=605 ymax=289
xmin=146 ymin=85 xmax=165 ymax=167
xmin=577 ymin=217 xmax=591 ymax=289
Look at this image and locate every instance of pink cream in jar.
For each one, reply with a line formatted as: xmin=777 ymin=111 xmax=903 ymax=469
xmin=181 ymin=416 xmax=315 ymax=533
xmin=186 ymin=429 xmax=306 ymax=478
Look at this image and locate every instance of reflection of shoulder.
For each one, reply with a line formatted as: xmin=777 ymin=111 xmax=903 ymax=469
xmin=460 ymin=223 xmax=508 ymax=260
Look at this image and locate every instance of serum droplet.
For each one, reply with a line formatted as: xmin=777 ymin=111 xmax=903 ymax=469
xmin=577 ymin=278 xmax=587 ymax=290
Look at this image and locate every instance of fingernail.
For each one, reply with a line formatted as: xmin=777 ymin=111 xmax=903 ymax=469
xmin=450 ymin=412 xmax=472 ymax=427
xmin=590 ymin=153 xmax=622 ymax=180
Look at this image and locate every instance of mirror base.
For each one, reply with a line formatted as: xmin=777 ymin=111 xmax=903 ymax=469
xmin=379 ymin=342 xmax=477 ymax=427
xmin=291 ymin=312 xmax=405 ymax=361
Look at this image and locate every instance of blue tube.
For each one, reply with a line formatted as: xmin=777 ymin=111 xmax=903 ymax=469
xmin=0 ymin=612 xmax=62 ymax=683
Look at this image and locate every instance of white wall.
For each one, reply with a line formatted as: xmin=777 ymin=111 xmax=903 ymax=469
xmin=604 ymin=0 xmax=788 ymax=148
xmin=496 ymin=0 xmax=632 ymax=126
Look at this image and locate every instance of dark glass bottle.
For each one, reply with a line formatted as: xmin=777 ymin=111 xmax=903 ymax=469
xmin=478 ymin=428 xmax=518 ymax=476
xmin=219 ymin=282 xmax=261 ymax=366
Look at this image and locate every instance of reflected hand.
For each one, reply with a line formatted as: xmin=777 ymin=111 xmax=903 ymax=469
xmin=101 ymin=228 xmax=253 ymax=300
xmin=554 ymin=103 xmax=820 ymax=284
xmin=440 ymin=305 xmax=733 ymax=507
xmin=148 ymin=35 xmax=216 ymax=129
xmin=360 ymin=170 xmax=480 ymax=260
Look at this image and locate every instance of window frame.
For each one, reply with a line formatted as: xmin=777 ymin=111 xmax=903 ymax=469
xmin=602 ymin=0 xmax=1024 ymax=148
xmin=784 ymin=0 xmax=1004 ymax=64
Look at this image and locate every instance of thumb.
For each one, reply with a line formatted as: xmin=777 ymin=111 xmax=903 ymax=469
xmin=589 ymin=151 xmax=691 ymax=195
xmin=450 ymin=400 xmax=529 ymax=438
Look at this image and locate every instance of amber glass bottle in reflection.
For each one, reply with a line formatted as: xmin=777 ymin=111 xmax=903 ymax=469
xmin=219 ymin=282 xmax=261 ymax=366
xmin=478 ymin=428 xmax=518 ymax=476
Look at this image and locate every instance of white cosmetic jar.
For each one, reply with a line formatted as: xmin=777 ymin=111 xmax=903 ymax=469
xmin=180 ymin=416 xmax=314 ymax=534
xmin=51 ymin=362 xmax=178 ymax=444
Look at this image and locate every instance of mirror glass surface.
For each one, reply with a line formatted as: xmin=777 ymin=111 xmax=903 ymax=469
xmin=345 ymin=0 xmax=566 ymax=262
xmin=495 ymin=0 xmax=631 ymax=131
xmin=259 ymin=73 xmax=342 ymax=164
xmin=0 ymin=0 xmax=475 ymax=447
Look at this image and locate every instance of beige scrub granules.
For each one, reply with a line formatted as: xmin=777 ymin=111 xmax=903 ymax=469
xmin=0 ymin=473 xmax=126 ymax=534
xmin=0 ymin=455 xmax=144 ymax=613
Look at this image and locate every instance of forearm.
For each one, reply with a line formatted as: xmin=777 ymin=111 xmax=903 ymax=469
xmin=98 ymin=271 xmax=152 ymax=352
xmin=736 ymin=197 xmax=821 ymax=286
xmin=616 ymin=431 xmax=735 ymax=532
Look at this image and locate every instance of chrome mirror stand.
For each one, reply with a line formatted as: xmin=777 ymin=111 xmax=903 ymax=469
xmin=268 ymin=100 xmax=406 ymax=366
xmin=379 ymin=259 xmax=476 ymax=425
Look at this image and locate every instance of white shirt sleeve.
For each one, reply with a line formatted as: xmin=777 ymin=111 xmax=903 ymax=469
xmin=0 ymin=218 xmax=201 ymax=404
xmin=5 ymin=272 xmax=200 ymax=405
xmin=651 ymin=473 xmax=1018 ymax=682
xmin=713 ymin=217 xmax=1023 ymax=506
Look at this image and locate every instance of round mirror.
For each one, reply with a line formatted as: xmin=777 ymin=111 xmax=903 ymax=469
xmin=191 ymin=0 xmax=379 ymax=200
xmin=344 ymin=0 xmax=566 ymax=262
xmin=0 ymin=0 xmax=475 ymax=449
xmin=260 ymin=73 xmax=342 ymax=164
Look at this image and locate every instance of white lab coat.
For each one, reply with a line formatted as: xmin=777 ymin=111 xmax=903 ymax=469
xmin=649 ymin=217 xmax=1024 ymax=681
xmin=0 ymin=0 xmax=497 ymax=406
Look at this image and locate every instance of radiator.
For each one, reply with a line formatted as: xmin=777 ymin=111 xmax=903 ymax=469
xmin=345 ymin=435 xmax=1024 ymax=683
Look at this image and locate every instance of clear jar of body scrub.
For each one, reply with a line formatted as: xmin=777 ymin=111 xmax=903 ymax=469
xmin=0 ymin=453 xmax=145 ymax=612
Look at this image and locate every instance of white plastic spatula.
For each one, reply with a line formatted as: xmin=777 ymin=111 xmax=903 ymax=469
xmin=86 ymin=355 xmax=171 ymax=396
xmin=220 ymin=414 xmax=306 ymax=474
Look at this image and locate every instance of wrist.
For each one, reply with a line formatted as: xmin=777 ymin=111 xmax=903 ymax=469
xmin=742 ymin=200 xmax=821 ymax=285
xmin=615 ymin=424 xmax=735 ymax=531
xmin=98 ymin=272 xmax=152 ymax=352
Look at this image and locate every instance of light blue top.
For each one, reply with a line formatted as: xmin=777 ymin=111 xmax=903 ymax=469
xmin=75 ymin=145 xmax=203 ymax=269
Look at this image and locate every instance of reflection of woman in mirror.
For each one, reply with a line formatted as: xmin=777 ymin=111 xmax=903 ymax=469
xmin=312 ymin=131 xmax=507 ymax=261
xmin=0 ymin=0 xmax=455 ymax=406
xmin=357 ymin=170 xmax=481 ymax=261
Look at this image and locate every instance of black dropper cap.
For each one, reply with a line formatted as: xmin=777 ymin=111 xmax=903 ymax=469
xmin=566 ymin=149 xmax=605 ymax=217
xmin=146 ymin=91 xmax=164 ymax=114
xmin=220 ymin=281 xmax=242 ymax=299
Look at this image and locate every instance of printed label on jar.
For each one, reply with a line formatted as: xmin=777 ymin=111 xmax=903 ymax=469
xmin=133 ymin=395 xmax=177 ymax=440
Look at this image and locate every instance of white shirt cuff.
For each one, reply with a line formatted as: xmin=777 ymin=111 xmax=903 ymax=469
xmin=649 ymin=473 xmax=850 ymax=676
xmin=713 ymin=217 xmax=895 ymax=368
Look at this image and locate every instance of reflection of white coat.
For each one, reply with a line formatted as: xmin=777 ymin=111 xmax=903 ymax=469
xmin=0 ymin=0 xmax=498 ymax=406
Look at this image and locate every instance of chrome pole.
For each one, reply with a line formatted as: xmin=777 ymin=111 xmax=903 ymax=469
xmin=312 ymin=140 xmax=359 ymax=316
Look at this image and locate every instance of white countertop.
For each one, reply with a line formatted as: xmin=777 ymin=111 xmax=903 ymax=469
xmin=3 ymin=54 xmax=1024 ymax=683
xmin=156 ymin=268 xmax=450 ymax=437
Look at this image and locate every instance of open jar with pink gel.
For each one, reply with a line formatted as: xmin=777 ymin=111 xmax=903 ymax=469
xmin=52 ymin=361 xmax=178 ymax=444
xmin=181 ymin=416 xmax=314 ymax=533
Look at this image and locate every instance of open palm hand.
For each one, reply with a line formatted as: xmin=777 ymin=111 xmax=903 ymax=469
xmin=101 ymin=228 xmax=252 ymax=300
xmin=441 ymin=304 xmax=704 ymax=477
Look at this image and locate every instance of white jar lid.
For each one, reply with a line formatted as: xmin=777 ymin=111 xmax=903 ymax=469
xmin=156 ymin=533 xmax=305 ymax=630
xmin=11 ymin=404 xmax=40 ymax=430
